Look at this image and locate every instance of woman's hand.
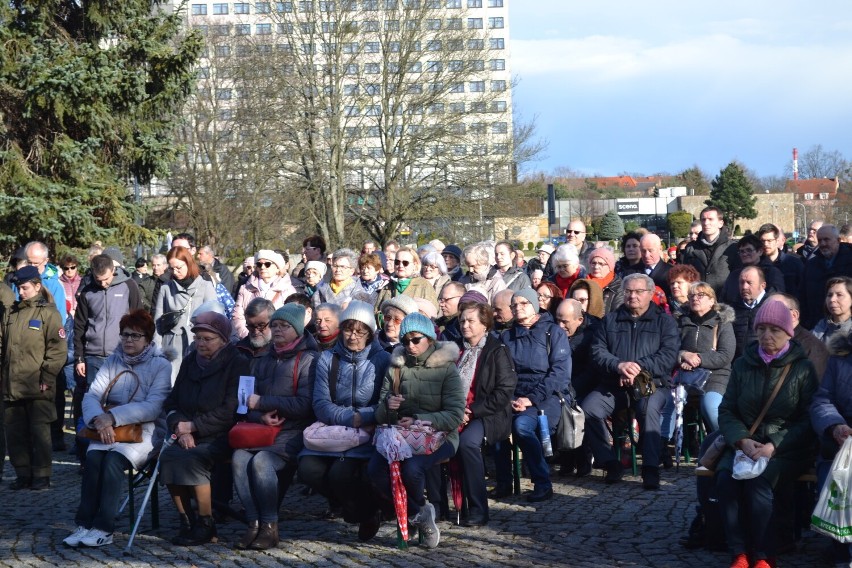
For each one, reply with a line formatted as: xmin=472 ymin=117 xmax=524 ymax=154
xmin=248 ymin=394 xmax=261 ymax=410
xmin=98 ymin=425 xmax=116 ymax=445
xmin=511 ymin=397 xmax=532 ymax=412
xmin=833 ymin=424 xmax=852 ymax=446
xmin=262 ymin=410 xmax=284 ymax=427
xmin=739 ymin=438 xmax=775 ymax=460
xmin=680 ymin=352 xmax=701 ymax=369
xmin=397 ymin=416 xmax=414 ymax=428
xmin=178 ymin=432 xmax=196 ymax=450
xmin=462 ymin=408 xmax=472 ymax=426
xmin=387 ymin=394 xmax=405 ymax=411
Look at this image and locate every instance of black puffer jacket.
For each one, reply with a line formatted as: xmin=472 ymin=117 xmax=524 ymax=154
xmin=466 ymin=335 xmax=517 ymax=444
xmin=675 ymin=304 xmax=736 ymax=395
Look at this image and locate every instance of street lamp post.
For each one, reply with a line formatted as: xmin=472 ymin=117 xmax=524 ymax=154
xmin=794 ymin=203 xmax=806 ymax=236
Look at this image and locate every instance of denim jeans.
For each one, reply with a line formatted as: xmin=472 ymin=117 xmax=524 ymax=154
xmin=232 ymin=449 xmax=289 ymax=523
xmin=493 ymin=410 xmax=554 ymax=491
xmin=75 ymin=450 xmax=131 ymax=533
xmin=700 ymin=391 xmax=724 ymax=433
xmin=457 ymin=419 xmax=488 ymax=518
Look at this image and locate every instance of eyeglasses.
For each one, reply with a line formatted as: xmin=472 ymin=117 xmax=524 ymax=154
xmin=332 ymin=264 xmax=352 ymax=270
xmin=384 ymin=316 xmax=404 ymax=325
xmin=394 ymin=259 xmax=411 ymax=267
xmin=194 ymin=335 xmax=222 ymax=344
xmin=401 ymin=335 xmax=427 ymax=346
xmin=689 ymin=292 xmax=711 ymax=301
xmin=738 ymin=249 xmax=757 ymax=255
xmin=269 ymin=321 xmax=293 ymax=331
xmin=624 ymin=288 xmax=652 ymax=296
xmin=170 ymin=263 xmax=187 ymax=271
xmin=257 ymin=261 xmax=274 ymax=269
xmin=556 ymin=263 xmax=573 ymax=270
xmin=566 ymin=230 xmax=584 ymax=235
xmin=510 ymin=300 xmax=532 ymax=309
xmin=438 ymin=296 xmax=461 ymax=304
xmin=342 ymin=326 xmax=369 ymax=337
xmin=538 ymin=294 xmax=553 ymax=300
xmin=62 ymin=265 xmax=77 ymax=271
xmin=246 ymin=322 xmax=269 ymax=333
xmin=120 ymin=332 xmax=145 ymax=341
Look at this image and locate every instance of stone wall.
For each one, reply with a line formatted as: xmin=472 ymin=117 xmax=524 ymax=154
xmin=678 ymin=193 xmax=796 ymax=235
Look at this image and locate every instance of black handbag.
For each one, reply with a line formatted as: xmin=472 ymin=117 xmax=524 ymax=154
xmin=555 ymin=395 xmax=585 ymax=451
xmin=155 ymin=292 xmax=192 ymax=335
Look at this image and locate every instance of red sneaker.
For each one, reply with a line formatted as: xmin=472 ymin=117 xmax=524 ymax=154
xmin=729 ymin=553 xmax=749 ymax=568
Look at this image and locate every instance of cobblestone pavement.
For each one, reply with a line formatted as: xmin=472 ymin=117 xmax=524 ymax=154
xmin=0 ymin=433 xmax=839 ymax=568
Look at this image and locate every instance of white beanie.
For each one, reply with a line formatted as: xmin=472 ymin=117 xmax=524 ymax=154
xmin=305 ymin=260 xmax=327 ymax=278
xmin=255 ymin=249 xmax=287 ymax=271
xmin=340 ymin=300 xmax=377 ymax=333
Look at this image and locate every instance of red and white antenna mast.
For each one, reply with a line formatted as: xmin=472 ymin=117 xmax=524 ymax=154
xmin=793 ymin=147 xmax=799 ymax=180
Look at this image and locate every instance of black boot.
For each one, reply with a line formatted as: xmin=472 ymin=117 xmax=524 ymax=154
xmin=235 ymin=520 xmax=259 ymax=550
xmin=174 ymin=515 xmax=217 ymax=546
xmin=170 ymin=512 xmax=195 ymax=545
xmin=250 ymin=521 xmax=279 ymax=550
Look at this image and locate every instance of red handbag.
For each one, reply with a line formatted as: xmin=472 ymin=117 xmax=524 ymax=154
xmin=228 ymin=422 xmax=282 ymax=449
xmin=228 ymin=352 xmax=302 ymax=449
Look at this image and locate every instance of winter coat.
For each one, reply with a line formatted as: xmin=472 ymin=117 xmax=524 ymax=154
xmin=244 ymin=333 xmax=319 ymax=460
xmin=74 ymin=268 xmax=143 ymax=358
xmin=675 ymin=304 xmax=736 ymax=395
xmin=501 ymin=266 xmax=531 ymax=292
xmin=375 ymin=276 xmax=438 ymax=312
xmin=811 ymin=317 xmax=852 ymax=344
xmin=211 ymin=259 xmax=235 ymax=298
xmin=300 ymin=338 xmax=390 ymax=459
xmin=359 ymin=276 xmax=387 ymax=305
xmin=717 ymin=340 xmax=817 ymax=486
xmin=600 ymin=275 xmax=624 ymax=315
xmin=720 ymin=260 xmax=785 ymax=305
xmin=681 ymin=231 xmax=741 ymax=296
xmin=569 ymin=315 xmax=598 ymax=400
xmin=131 ymin=272 xmax=156 ymax=313
xmin=0 ymin=296 xmax=67 ymax=403
xmin=811 ymin=333 xmax=852 ymax=439
xmin=153 ymin=275 xmax=217 ymax=367
xmin=795 ymin=326 xmax=829 ymax=380
xmin=800 ymin=243 xmax=852 ymax=329
xmin=460 ymin=266 xmax=508 ymax=303
xmin=500 ymin=312 xmax=572 ymax=428
xmin=732 ymin=293 xmax=769 ymax=357
xmin=82 ymin=344 xmax=172 ymax=468
xmin=437 ymin=314 xmax=463 ymax=347
xmin=465 ymin=335 xmax=517 ymax=444
xmin=59 ymin=273 xmax=82 ymax=316
xmin=164 ymin=343 xmax=249 ymax=444
xmin=426 ymin=274 xmax=452 ymax=296
xmin=590 ymin=303 xmax=679 ymax=391
xmin=232 ymin=275 xmax=298 ymax=339
xmin=771 ymin=251 xmax=804 ymax=298
xmin=376 ymin=341 xmax=465 ymax=452
xmin=312 ymin=278 xmax=370 ymax=309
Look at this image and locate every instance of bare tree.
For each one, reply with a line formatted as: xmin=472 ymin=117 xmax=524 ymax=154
xmin=792 ymin=144 xmax=849 ymax=179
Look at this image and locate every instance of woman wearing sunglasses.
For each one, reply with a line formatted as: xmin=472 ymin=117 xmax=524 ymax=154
xmin=373 ymin=247 xmax=438 ymax=313
xmin=368 ymin=313 xmax=464 ymax=549
xmin=233 ymin=250 xmax=298 ymax=339
xmin=63 ymin=310 xmax=171 ymax=548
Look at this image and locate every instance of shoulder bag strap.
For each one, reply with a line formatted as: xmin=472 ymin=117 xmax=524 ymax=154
xmin=101 ymin=369 xmax=141 ymax=406
xmin=292 ymin=351 xmax=304 ymax=395
xmin=712 ymin=325 xmax=718 ymax=351
xmin=747 ymin=363 xmax=791 ymax=436
xmin=393 ymin=366 xmax=401 ymax=396
xmin=328 ymin=353 xmax=340 ymax=402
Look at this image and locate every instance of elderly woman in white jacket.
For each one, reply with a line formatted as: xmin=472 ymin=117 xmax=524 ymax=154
xmin=63 ymin=310 xmax=172 ymax=549
xmin=233 ymin=249 xmax=298 ymax=339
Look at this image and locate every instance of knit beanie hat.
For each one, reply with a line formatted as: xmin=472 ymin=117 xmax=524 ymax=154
xmin=255 ymin=249 xmax=287 ymax=271
xmin=442 ymin=244 xmax=463 ymax=262
xmin=588 ymin=247 xmax=615 ymax=273
xmin=340 ymin=300 xmax=377 ymax=333
xmin=271 ymin=303 xmax=306 ymax=336
xmin=414 ymin=297 xmax=438 ymax=320
xmin=191 ymin=311 xmax=232 ymax=343
xmin=399 ymin=312 xmax=437 ymax=340
xmin=305 ymin=260 xmax=327 ymax=278
xmin=458 ymin=289 xmax=488 ymax=306
xmin=381 ymin=294 xmax=419 ymax=317
xmin=513 ymin=287 xmax=539 ymax=308
xmin=753 ymin=299 xmax=794 ymax=338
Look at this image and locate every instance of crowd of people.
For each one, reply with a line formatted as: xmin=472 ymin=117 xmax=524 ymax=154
xmin=1 ymin=209 xmax=852 ymax=568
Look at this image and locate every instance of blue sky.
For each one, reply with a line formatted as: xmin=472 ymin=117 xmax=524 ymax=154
xmin=508 ymin=1 xmax=852 ymax=179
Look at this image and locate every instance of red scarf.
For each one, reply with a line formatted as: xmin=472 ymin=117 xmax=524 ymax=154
xmin=554 ymin=270 xmax=581 ymax=298
xmin=588 ymin=271 xmax=614 ymax=290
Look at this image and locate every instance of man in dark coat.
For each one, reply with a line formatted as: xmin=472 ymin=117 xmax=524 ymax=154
xmin=680 ymin=207 xmax=740 ymax=296
xmin=799 ymin=225 xmax=852 ymax=329
xmin=583 ymin=273 xmax=679 ymax=490
xmin=731 ymin=266 xmax=769 ymax=357
xmin=198 ymin=245 xmax=235 ymax=297
xmin=758 ymin=224 xmax=803 ymax=296
xmin=720 ymin=234 xmax=785 ymax=305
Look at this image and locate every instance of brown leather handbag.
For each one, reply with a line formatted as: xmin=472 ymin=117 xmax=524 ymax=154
xmin=79 ymin=370 xmax=143 ymax=443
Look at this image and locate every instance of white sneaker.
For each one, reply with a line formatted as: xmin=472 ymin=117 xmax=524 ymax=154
xmin=80 ymin=528 xmax=113 ymax=547
xmin=415 ymin=503 xmax=440 ymax=549
xmin=63 ymin=526 xmax=90 ymax=547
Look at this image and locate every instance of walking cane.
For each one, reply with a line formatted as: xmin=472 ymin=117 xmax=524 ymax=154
xmin=124 ymin=434 xmax=176 ymax=555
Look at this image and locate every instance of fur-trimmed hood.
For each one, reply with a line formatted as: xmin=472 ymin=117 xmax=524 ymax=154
xmin=676 ymin=302 xmax=735 ymax=326
xmin=390 ymin=340 xmax=460 ymax=369
xmin=828 ymin=331 xmax=852 ymax=357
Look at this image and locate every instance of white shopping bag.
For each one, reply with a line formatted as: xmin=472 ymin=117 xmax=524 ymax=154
xmin=812 ymin=436 xmax=852 ymax=542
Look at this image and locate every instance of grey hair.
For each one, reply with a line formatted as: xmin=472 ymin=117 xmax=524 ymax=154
xmin=315 ymin=303 xmax=342 ymax=317
xmin=421 ymin=251 xmax=447 ymax=274
xmin=462 ymin=242 xmax=491 ymax=266
xmin=152 ymin=253 xmax=166 ymax=263
xmin=623 ymin=273 xmax=654 ymax=291
xmin=552 ymin=244 xmax=579 ymax=264
xmin=200 ymin=244 xmax=216 ymax=256
xmin=24 ymin=241 xmax=49 ymax=260
xmin=332 ymin=248 xmax=359 ymax=267
xmin=245 ymin=297 xmax=275 ymax=319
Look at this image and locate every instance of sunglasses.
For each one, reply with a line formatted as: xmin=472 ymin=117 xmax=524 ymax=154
xmin=566 ymin=230 xmax=584 ymax=235
xmin=394 ymin=259 xmax=411 ymax=267
xmin=401 ymin=335 xmax=427 ymax=346
xmin=257 ymin=261 xmax=274 ymax=268
xmin=62 ymin=265 xmax=77 ymax=271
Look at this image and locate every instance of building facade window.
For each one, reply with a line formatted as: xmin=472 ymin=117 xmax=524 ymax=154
xmin=234 ymin=3 xmax=250 ymax=14
xmin=467 ymin=0 xmax=482 ymax=7
xmin=491 ymin=79 xmax=506 ymax=91
xmin=256 ymin=2 xmax=272 ymax=13
xmin=469 ymin=80 xmax=485 ymax=92
xmin=235 ymin=23 xmax=251 ymax=35
xmin=488 ymin=0 xmax=503 ymax=6
xmin=257 ymin=23 xmax=272 ymax=34
xmin=488 ymin=17 xmax=504 ymax=28
xmin=490 ymin=37 xmax=504 ymax=49
xmin=213 ymin=3 xmax=229 ymax=15
xmin=277 ymin=1 xmax=294 ymax=11
xmin=467 ymin=18 xmax=483 ymax=29
xmin=191 ymin=4 xmax=207 ymax=15
xmin=491 ymin=58 xmax=505 ymax=70
xmin=468 ymin=38 xmax=484 ymax=49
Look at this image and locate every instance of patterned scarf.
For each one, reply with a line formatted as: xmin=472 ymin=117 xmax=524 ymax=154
xmin=457 ymin=335 xmax=486 ymax=396
xmin=119 ymin=341 xmax=155 ymax=367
